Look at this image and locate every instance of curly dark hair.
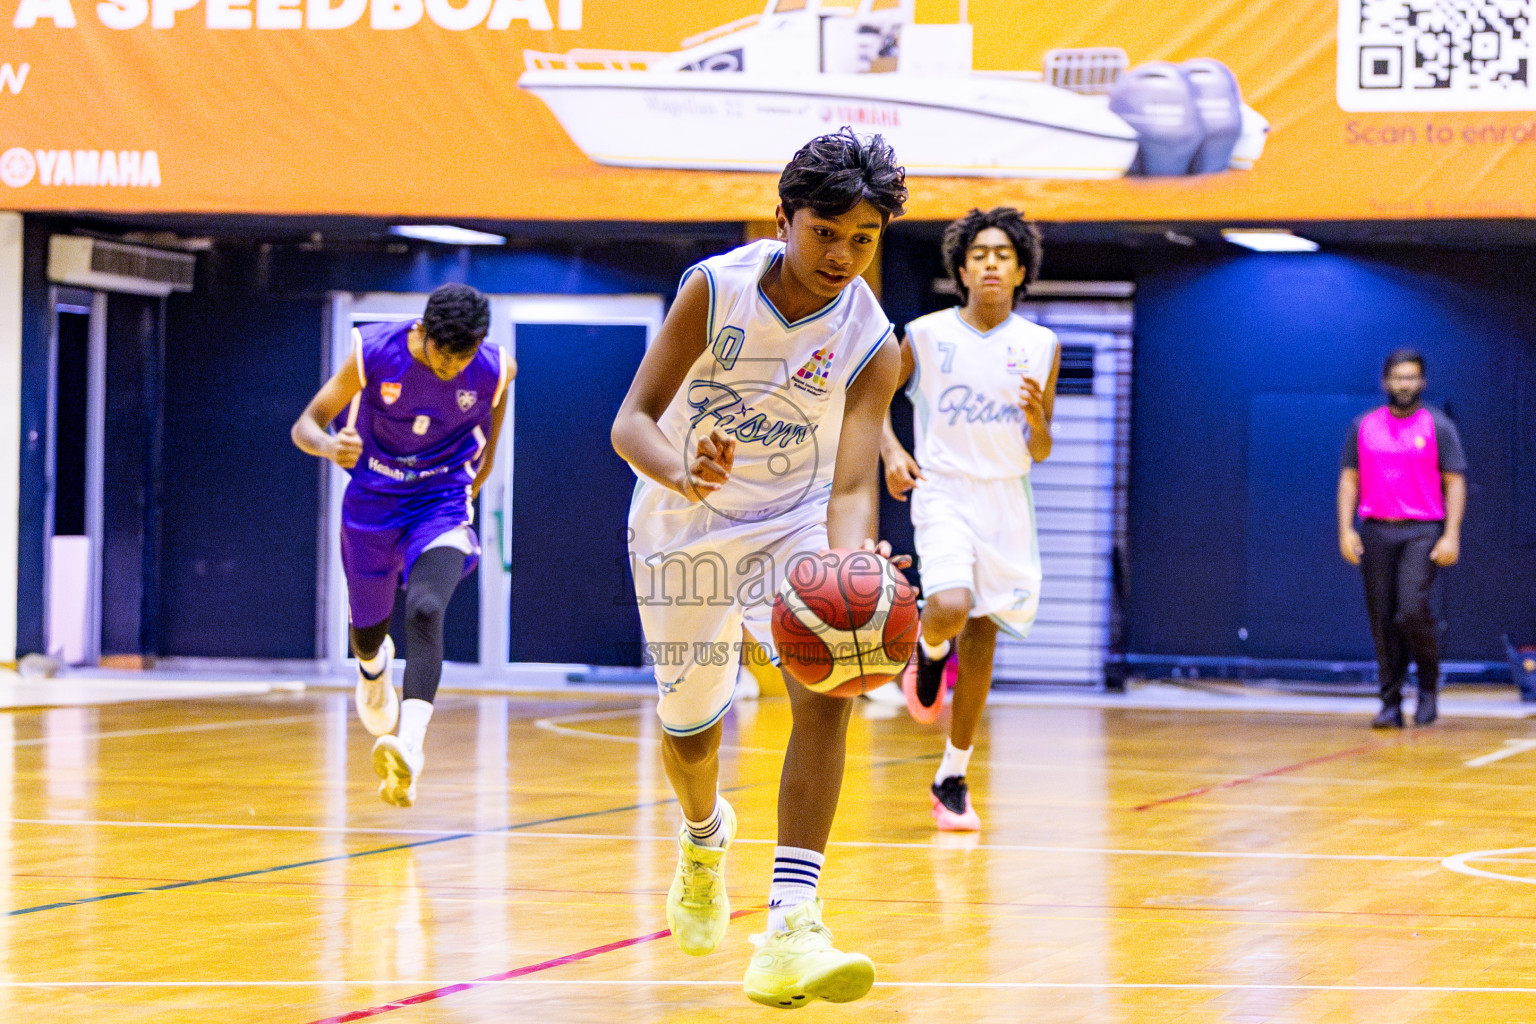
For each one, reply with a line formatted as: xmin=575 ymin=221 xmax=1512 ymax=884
xmin=941 ymin=207 xmax=1044 ymax=304
xmin=779 ymin=127 xmax=908 ymax=224
xmin=422 ymin=283 xmax=490 ymax=356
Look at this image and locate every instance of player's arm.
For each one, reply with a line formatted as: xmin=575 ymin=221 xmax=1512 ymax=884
xmin=829 ymin=334 xmax=902 ymax=551
xmin=472 ymin=366 xmax=514 ymax=498
xmin=1021 ymin=340 xmax=1062 ymax=463
xmin=1337 ymin=468 xmax=1363 ymax=565
xmin=1430 ymin=472 xmax=1465 ymax=567
xmin=880 ymin=336 xmax=922 ymax=501
xmin=611 ymin=272 xmax=734 ymax=500
xmin=291 ymin=351 xmax=364 ymax=469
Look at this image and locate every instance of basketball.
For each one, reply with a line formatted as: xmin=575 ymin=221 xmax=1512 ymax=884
xmin=771 ymin=548 xmax=920 ymax=697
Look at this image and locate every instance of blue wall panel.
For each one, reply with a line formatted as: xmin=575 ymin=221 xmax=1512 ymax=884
xmin=1129 ymin=250 xmax=1536 ymax=663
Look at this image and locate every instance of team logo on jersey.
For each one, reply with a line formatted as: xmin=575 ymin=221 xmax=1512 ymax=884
xmin=457 ymin=389 xmax=477 ymax=412
xmin=791 ymin=348 xmax=835 ymax=395
xmin=412 ymin=415 xmax=431 ymax=435
xmin=1005 ymin=346 xmax=1031 ymax=375
xmin=380 ymin=382 xmax=402 ymax=405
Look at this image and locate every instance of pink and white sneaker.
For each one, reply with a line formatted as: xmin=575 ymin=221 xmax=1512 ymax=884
xmin=930 ymin=776 xmax=981 ymax=831
xmin=901 ymin=644 xmax=949 ymax=725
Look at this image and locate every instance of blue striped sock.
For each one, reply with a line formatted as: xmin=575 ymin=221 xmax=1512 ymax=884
xmin=684 ymin=797 xmax=725 ymax=848
xmin=767 ymin=846 xmax=824 ymax=931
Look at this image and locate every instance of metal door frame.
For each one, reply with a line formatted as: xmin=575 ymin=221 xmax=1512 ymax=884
xmin=321 ymin=292 xmax=664 ymax=671
xmin=43 ymin=287 xmax=106 ymax=665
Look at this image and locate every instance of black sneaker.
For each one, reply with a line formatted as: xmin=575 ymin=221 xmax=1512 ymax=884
xmin=1414 ymin=690 xmax=1439 ymax=726
xmin=901 ymin=643 xmax=948 ymax=724
xmin=1371 ymin=705 xmax=1405 ymax=729
xmin=930 ymin=775 xmax=980 ymax=830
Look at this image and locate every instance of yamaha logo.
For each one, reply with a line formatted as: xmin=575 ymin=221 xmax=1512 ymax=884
xmin=0 ymin=148 xmax=162 ymax=188
xmin=0 ymin=148 xmax=35 ymax=187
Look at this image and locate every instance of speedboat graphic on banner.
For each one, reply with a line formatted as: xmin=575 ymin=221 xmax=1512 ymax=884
xmin=518 ymin=0 xmax=1268 ymax=179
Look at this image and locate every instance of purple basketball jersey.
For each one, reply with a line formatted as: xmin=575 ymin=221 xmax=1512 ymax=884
xmin=338 ymin=320 xmax=509 ymax=496
xmin=335 ymin=320 xmax=507 ymax=626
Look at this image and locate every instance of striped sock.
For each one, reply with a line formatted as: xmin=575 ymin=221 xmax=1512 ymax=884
xmin=767 ymin=846 xmax=824 ymax=932
xmin=684 ymin=797 xmax=726 ymax=848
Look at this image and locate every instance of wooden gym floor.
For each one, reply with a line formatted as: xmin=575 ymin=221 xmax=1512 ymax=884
xmin=5 ymin=688 xmax=1536 ymax=1023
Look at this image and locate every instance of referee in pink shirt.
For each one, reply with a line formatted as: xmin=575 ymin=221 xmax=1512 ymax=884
xmin=1338 ymin=350 xmax=1467 ymax=729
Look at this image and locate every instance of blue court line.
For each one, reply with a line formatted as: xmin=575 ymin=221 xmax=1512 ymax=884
xmin=8 ymin=753 xmax=938 ymax=918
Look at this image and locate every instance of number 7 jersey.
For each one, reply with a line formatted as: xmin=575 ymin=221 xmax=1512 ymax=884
xmin=905 ymin=307 xmax=1058 ymax=480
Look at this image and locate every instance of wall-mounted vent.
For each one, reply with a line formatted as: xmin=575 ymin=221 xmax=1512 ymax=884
xmin=47 ymin=235 xmax=195 ymax=297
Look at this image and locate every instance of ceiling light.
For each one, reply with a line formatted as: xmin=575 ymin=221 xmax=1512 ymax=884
xmin=389 ymin=224 xmax=506 ymax=246
xmin=1221 ymin=229 xmax=1319 ymax=252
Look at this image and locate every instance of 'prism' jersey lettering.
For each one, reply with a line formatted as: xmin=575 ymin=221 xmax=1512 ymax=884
xmin=640 ymin=239 xmax=893 ymax=522
xmin=905 ymin=308 xmax=1058 ymax=480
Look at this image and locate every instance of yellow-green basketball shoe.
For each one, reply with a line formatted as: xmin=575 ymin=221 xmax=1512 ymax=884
xmin=743 ymin=899 xmax=875 ymax=1009
xmin=666 ymin=798 xmax=737 ymax=956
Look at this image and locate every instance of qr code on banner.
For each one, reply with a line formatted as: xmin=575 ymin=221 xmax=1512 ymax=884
xmin=1338 ymin=0 xmax=1533 ymax=110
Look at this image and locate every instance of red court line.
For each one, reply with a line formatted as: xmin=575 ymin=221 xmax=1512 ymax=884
xmin=1132 ymin=743 xmax=1379 ymax=811
xmin=304 ymin=907 xmax=763 ymax=1024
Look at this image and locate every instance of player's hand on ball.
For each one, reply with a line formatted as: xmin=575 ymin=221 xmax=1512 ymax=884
xmin=882 ymin=447 xmax=923 ymax=501
xmin=331 ymin=427 xmax=363 ymax=469
xmin=1018 ymin=377 xmax=1047 ymax=431
xmin=859 ymin=537 xmax=912 ymax=571
xmin=681 ymin=428 xmax=735 ymax=502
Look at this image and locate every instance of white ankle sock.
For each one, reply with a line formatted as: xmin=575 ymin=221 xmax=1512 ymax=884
xmin=398 ymin=698 xmax=433 ymax=754
xmin=684 ymin=796 xmax=727 ymax=848
xmin=920 ymin=636 xmax=950 ymax=661
xmin=935 ymin=738 xmax=973 ymax=785
xmin=767 ymin=846 xmax=823 ymax=932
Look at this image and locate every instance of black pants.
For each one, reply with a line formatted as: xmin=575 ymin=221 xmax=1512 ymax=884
xmin=1359 ymin=518 xmax=1442 ymax=706
xmin=349 ymin=546 xmax=466 ymax=704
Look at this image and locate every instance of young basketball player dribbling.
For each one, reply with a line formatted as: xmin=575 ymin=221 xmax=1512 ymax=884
xmin=882 ymin=208 xmax=1060 ymax=831
xmin=291 ymin=283 xmax=511 ymax=807
xmin=611 ymin=128 xmax=907 ymax=1008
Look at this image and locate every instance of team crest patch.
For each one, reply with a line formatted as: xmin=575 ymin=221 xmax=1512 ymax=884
xmin=791 ymin=348 xmax=835 ymax=395
xmin=457 ymin=390 xmax=477 ymax=412
xmin=380 ymin=382 xmax=402 ymax=405
xmin=1005 ymin=346 xmax=1031 ymax=375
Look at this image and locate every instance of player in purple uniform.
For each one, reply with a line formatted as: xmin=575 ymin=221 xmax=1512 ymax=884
xmin=291 ymin=284 xmax=512 ymax=806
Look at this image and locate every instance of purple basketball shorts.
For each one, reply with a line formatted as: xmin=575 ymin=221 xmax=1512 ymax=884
xmin=339 ymin=483 xmax=480 ymax=629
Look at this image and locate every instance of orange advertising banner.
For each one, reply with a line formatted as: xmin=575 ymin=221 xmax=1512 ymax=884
xmin=1 ymin=0 xmax=1533 ymax=220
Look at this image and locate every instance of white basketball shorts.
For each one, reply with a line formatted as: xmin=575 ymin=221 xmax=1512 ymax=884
xmin=628 ymin=484 xmax=829 ymax=736
xmin=910 ymin=471 xmax=1041 ymax=639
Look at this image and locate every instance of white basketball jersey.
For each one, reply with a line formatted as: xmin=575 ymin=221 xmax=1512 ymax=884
xmin=642 ymin=239 xmax=893 ymax=523
xmin=905 ymin=308 xmax=1059 ymax=479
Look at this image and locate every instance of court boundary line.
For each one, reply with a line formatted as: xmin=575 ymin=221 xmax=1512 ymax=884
xmin=1442 ymin=848 xmax=1536 ymax=885
xmin=1131 ymin=742 xmax=1379 ymax=810
xmin=300 ymin=908 xmax=763 ymax=1024
xmin=4 ymin=818 xmax=1451 ymax=862
xmin=5 ymin=754 xmax=936 ymax=918
xmin=9 ymin=714 xmax=315 ymax=746
xmin=3 ymin=796 xmax=685 ymax=917
xmin=10 ymin=979 xmax=1536 ymax=994
xmin=534 ymin=708 xmax=937 ymax=763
